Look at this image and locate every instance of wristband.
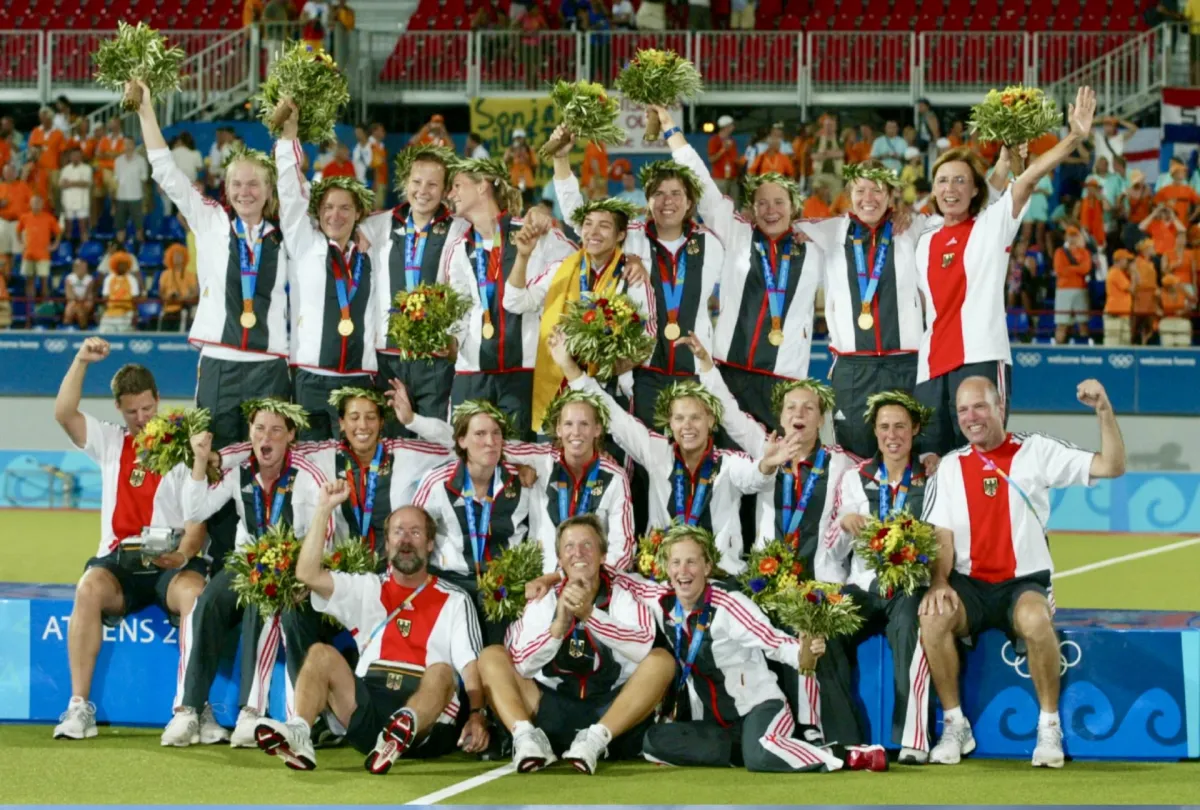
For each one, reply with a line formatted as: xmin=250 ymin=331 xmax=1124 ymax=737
xmin=663 ymin=126 xmax=681 ymax=140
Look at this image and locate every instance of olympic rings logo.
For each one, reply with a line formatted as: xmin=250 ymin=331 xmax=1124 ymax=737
xmin=1107 ymin=354 xmax=1134 ymax=369
xmin=1000 ymin=639 xmax=1082 ymax=678
xmin=43 ymin=339 xmax=68 ymax=354
xmin=1015 ymin=352 xmax=1042 ymax=367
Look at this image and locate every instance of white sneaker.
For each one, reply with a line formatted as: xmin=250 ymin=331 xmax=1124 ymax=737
xmin=199 ymin=705 xmax=231 ymax=745
xmin=512 ymin=726 xmax=556 ymax=773
xmin=53 ymin=700 xmax=97 ymax=740
xmin=563 ymin=725 xmax=609 ymax=775
xmin=161 ymin=709 xmax=200 ymax=747
xmin=255 ymin=717 xmax=316 ymax=771
xmin=230 ymin=708 xmax=261 ymax=748
xmin=898 ymin=746 xmax=929 ymax=765
xmin=1031 ymin=722 xmax=1065 ymax=768
xmin=930 ymin=717 xmax=975 ymax=765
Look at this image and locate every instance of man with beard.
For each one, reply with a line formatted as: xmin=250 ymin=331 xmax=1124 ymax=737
xmin=358 ymin=145 xmax=469 ymax=438
xmin=254 ymin=486 xmax=488 ymax=774
xmin=163 ymin=399 xmax=332 ymax=748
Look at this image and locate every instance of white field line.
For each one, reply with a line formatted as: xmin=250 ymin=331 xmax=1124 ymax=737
xmin=1054 ymin=536 xmax=1200 ymax=579
xmin=405 ymin=763 xmax=516 ymax=805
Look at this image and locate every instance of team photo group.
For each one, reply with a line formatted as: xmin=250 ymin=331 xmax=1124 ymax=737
xmin=52 ymin=37 xmax=1130 ymax=781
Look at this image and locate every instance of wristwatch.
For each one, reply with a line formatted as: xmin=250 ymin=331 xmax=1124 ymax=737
xmin=469 ymin=706 xmax=489 ymax=720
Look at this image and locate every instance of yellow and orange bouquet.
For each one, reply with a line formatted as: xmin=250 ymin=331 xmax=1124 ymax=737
xmin=387 ymin=283 xmax=472 ymax=361
xmin=740 ymin=539 xmax=805 ymax=619
xmin=636 ymin=527 xmax=669 ymax=581
xmin=765 ymin=581 xmax=865 ymax=673
xmin=560 ymin=292 xmax=654 ymax=381
xmin=226 ymin=524 xmax=308 ymax=619
xmin=969 ymin=85 xmax=1061 ymax=146
xmin=133 ymin=407 xmax=217 ymax=482
xmin=854 ymin=510 xmax=938 ymax=598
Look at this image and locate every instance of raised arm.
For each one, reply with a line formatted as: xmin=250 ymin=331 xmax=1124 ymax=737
xmin=273 ymin=100 xmax=320 ymax=257
xmin=655 ymin=105 xmax=738 ymax=247
xmin=54 ymin=337 xmax=109 ymax=449
xmin=1077 ymin=380 xmax=1126 ymax=480
xmin=681 ymin=335 xmax=768 ymax=457
xmin=1011 ymin=87 xmax=1095 ymax=215
xmin=296 ymin=481 xmax=347 ymax=600
xmin=502 ymin=218 xmax=552 ymax=313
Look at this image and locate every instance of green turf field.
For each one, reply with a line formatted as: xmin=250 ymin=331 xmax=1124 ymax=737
xmin=2 ymin=510 xmax=1198 ymax=804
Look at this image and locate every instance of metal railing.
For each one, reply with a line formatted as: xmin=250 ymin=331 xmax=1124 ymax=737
xmin=919 ymin=32 xmax=1026 ymax=96
xmin=1044 ymin=24 xmax=1180 ymax=120
xmin=809 ymin=32 xmax=914 ymax=96
xmin=0 ymin=30 xmax=42 ymax=94
xmin=585 ymin=31 xmax=691 ymax=87
xmin=475 ymin=31 xmax=583 ymax=94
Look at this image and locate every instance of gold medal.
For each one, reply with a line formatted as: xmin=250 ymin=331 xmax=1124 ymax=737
xmin=129 ymin=467 xmax=146 ymax=487
xmin=396 ymin=617 xmax=412 ymax=637
xmin=337 ymin=318 xmax=354 ymax=337
xmin=768 ymin=328 xmax=784 ymax=346
xmin=663 ymin=322 xmax=681 ymax=341
xmin=482 ymin=321 xmax=495 ymax=340
xmin=858 ymin=312 xmax=874 ymax=330
xmin=240 ymin=311 xmax=256 ymax=329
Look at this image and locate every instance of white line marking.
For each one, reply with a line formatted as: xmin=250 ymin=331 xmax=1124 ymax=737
xmin=1054 ymin=536 xmax=1200 ymax=579
xmin=405 ymin=763 xmax=515 ymax=805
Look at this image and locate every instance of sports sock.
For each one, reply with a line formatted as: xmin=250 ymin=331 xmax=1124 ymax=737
xmin=942 ymin=706 xmax=964 ymax=724
xmin=290 ymin=716 xmax=312 ymax=736
xmin=512 ymin=720 xmax=533 ymax=736
xmin=589 ymin=723 xmax=613 ymax=744
xmin=1038 ymin=710 xmax=1060 ymax=728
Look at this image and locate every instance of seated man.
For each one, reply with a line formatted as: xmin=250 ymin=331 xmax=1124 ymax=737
xmin=254 ymin=487 xmax=489 ymax=774
xmin=920 ymin=377 xmax=1126 ymax=769
xmin=51 ymin=336 xmax=211 ymax=741
xmin=477 ymin=515 xmax=675 ymax=775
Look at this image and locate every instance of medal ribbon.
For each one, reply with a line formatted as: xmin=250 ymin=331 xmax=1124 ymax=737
xmin=344 ymin=442 xmax=384 ymax=550
xmin=404 ymin=212 xmax=430 ymax=290
xmin=473 ymin=226 xmax=503 ymax=334
xmin=781 ymin=447 xmax=828 ymax=544
xmin=656 ymin=241 xmax=688 ymax=333
xmin=364 ymin=575 xmax=434 ymax=645
xmin=756 ymin=234 xmax=792 ymax=335
xmin=555 ymin=455 xmax=602 ymax=523
xmin=673 ymin=586 xmax=713 ymax=689
xmin=581 ymin=252 xmax=624 ymax=297
xmin=462 ymin=465 xmax=503 ymax=578
xmin=332 ymin=246 xmax=364 ymax=326
xmin=877 ymin=460 xmax=912 ymax=520
xmin=251 ymin=458 xmax=293 ymax=537
xmin=235 ymin=219 xmax=263 ymax=326
xmin=972 ymin=446 xmax=1048 ymax=535
xmin=852 ymin=221 xmax=893 ymax=322
xmin=672 ymin=445 xmax=715 ymax=526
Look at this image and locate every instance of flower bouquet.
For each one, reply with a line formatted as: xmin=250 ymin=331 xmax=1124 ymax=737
xmin=969 ymin=85 xmax=1061 ymax=146
xmin=93 ymin=22 xmax=186 ymax=111
xmin=325 ymin=537 xmax=380 ymax=576
xmin=636 ymin=527 xmax=668 ymax=581
xmin=477 ymin=541 xmax=544 ymax=623
xmin=539 ymin=80 xmax=626 ymax=159
xmin=387 ymin=283 xmax=472 ymax=360
xmin=559 ymin=292 xmax=654 ymax=381
xmin=254 ymin=41 xmax=350 ymax=143
xmin=739 ymin=539 xmax=805 ymax=620
xmin=765 ymin=581 xmax=864 ymax=674
xmin=614 ymin=49 xmax=703 ymax=142
xmin=133 ymin=407 xmax=218 ymax=483
xmin=854 ymin=511 xmax=938 ymax=598
xmin=225 ymin=524 xmax=308 ymax=620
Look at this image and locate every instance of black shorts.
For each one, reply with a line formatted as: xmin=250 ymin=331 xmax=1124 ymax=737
xmin=533 ymin=682 xmax=650 ymax=759
xmin=950 ymin=569 xmax=1051 ymax=644
xmin=83 ymin=554 xmax=209 ymax=626
xmin=345 ymin=673 xmax=461 ymax=757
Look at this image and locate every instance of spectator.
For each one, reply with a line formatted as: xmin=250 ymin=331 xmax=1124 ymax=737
xmin=94 ymin=118 xmax=126 ymax=224
xmin=748 ymin=131 xmax=795 ymax=177
xmin=729 ymin=0 xmax=753 ymax=28
xmin=901 ymin=124 xmax=917 ymax=148
xmin=742 ymin=126 xmax=768 ymax=167
xmin=518 ymin=4 xmax=547 ymax=29
xmin=636 ymin=0 xmax=666 ymax=29
xmin=1154 ymin=159 xmax=1200 ymax=222
xmin=504 ymin=129 xmax=538 ymax=207
xmin=791 ymin=121 xmax=813 ymax=192
xmin=612 ymin=0 xmax=636 ymax=28
xmin=243 ymin=0 xmax=264 ymax=26
xmin=410 ymin=115 xmax=451 ymax=148
xmin=1103 ymin=249 xmax=1135 ymax=346
xmin=165 ymin=132 xmax=205 ymax=217
xmin=331 ymin=0 xmax=356 ymax=70
xmin=98 ymin=247 xmax=141 ymax=333
xmin=1132 ymin=238 xmax=1160 ymax=344
xmin=540 ymin=174 xmax=563 ymax=221
xmin=585 ymin=174 xmax=607 ymax=201
xmin=1021 ymin=174 xmax=1054 ymax=257
xmin=1141 ymin=201 xmax=1184 ymax=258
xmin=900 ymin=146 xmax=923 ymax=203
xmin=113 ymin=140 xmax=149 ymax=244
xmin=912 ymin=177 xmax=933 ymax=213
xmin=1160 ymin=246 xmax=1197 ymax=346
xmin=614 ymin=171 xmax=647 ymax=209
xmin=801 ymin=179 xmax=833 ymax=219
xmin=28 ymin=107 xmax=63 ymax=208
xmin=351 ymin=124 xmax=371 ymax=183
xmin=466 ymin=132 xmax=490 ymax=160
xmin=1092 ymin=117 xmax=1138 ymax=167
xmin=159 ymin=242 xmax=198 ymax=333
xmin=707 ymin=115 xmax=739 ymax=201
xmin=261 ymin=0 xmax=294 ymax=71
xmin=809 ymin=114 xmax=843 ymax=197
xmin=1075 ymin=178 xmax=1108 ymax=250
xmin=52 ymin=96 xmax=74 ymax=134
xmin=843 ymin=126 xmax=868 ymax=164
xmin=300 ymin=0 xmax=332 ymax=48
xmin=585 ymin=0 xmax=612 ymax=28
xmin=687 ymin=0 xmax=711 ymax=28
xmin=58 ymin=147 xmax=92 ymax=244
xmin=870 ymin=120 xmax=906 ymax=173
xmin=915 ymin=97 xmax=941 ymax=155
xmin=1123 ymin=169 xmax=1154 ymax=248
xmin=1058 ymin=135 xmax=1092 ymax=200
xmin=1007 ymin=240 xmax=1038 ymax=341
xmin=579 ymin=139 xmax=609 ymax=196
xmin=311 ymin=139 xmax=337 ymax=179
xmin=98 ymin=241 xmax=142 ymax=289
xmin=0 ymin=116 xmax=22 ymax=152
xmin=17 ymin=194 xmax=60 ymax=304
xmin=1053 ymin=226 xmax=1092 ymax=344
xmin=321 ymin=142 xmax=358 ymax=179
xmin=63 ymin=258 xmax=95 ymax=329
xmin=0 ymin=163 xmax=32 ymax=271
xmin=368 ymin=122 xmax=388 ymax=210
xmin=0 ymin=257 xmax=10 ymax=328
xmin=767 ymin=121 xmax=793 ymax=155
xmin=0 ymin=122 xmax=12 ymax=170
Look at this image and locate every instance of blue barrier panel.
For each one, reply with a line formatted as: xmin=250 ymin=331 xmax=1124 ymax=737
xmin=0 ymin=336 xmax=1197 ymax=413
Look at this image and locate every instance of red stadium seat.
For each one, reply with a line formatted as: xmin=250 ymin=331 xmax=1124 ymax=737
xmin=778 ymin=13 xmax=804 ymax=29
